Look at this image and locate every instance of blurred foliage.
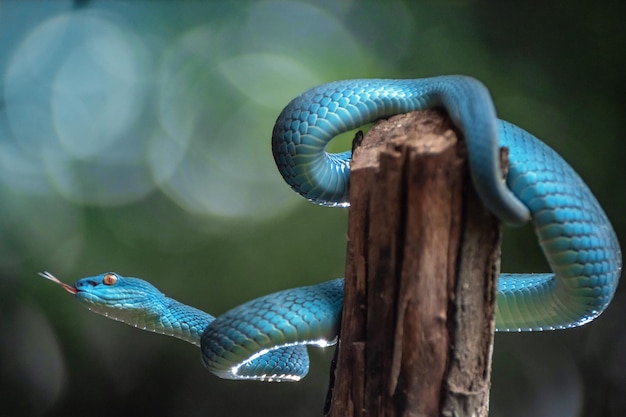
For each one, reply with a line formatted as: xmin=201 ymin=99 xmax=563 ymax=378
xmin=0 ymin=1 xmax=624 ymax=416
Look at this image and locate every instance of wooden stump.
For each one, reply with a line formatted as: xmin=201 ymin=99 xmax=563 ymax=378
xmin=325 ymin=110 xmax=501 ymax=417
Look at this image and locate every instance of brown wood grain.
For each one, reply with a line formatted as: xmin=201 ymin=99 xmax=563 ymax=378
xmin=325 ymin=110 xmax=501 ymax=417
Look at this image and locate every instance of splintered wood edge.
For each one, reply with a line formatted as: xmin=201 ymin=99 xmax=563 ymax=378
xmin=351 ymin=110 xmax=460 ymax=170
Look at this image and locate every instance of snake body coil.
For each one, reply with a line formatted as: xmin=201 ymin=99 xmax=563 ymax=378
xmin=42 ymin=76 xmax=621 ymax=381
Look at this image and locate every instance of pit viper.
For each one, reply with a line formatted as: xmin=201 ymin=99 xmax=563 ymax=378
xmin=41 ymin=76 xmax=621 ymax=381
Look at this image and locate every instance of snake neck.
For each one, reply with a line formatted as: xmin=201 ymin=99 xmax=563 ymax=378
xmin=151 ymin=297 xmax=215 ymax=346
xmin=80 ymin=294 xmax=215 ymax=347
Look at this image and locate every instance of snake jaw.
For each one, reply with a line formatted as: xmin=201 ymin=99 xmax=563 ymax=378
xmin=38 ymin=271 xmax=78 ymax=295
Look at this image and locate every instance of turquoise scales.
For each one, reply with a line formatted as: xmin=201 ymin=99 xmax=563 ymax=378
xmin=271 ymin=76 xmax=621 ymax=331
xmin=41 ymin=76 xmax=621 ymax=381
xmin=41 ymin=271 xmax=343 ymax=381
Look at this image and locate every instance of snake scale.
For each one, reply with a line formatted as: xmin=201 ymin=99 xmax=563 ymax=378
xmin=41 ymin=76 xmax=621 ymax=382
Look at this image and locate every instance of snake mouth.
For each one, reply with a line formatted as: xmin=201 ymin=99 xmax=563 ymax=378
xmin=38 ymin=271 xmax=78 ymax=295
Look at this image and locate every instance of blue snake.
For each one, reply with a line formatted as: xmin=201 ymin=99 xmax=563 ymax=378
xmin=41 ymin=76 xmax=621 ymax=382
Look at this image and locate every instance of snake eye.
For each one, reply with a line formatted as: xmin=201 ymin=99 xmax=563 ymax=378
xmin=103 ymin=273 xmax=118 ymax=286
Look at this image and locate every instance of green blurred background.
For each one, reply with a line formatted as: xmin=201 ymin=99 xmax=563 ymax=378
xmin=1 ymin=1 xmax=624 ymax=416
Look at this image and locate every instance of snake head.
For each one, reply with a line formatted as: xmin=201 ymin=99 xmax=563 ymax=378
xmin=39 ymin=271 xmax=209 ymax=346
xmin=38 ymin=271 xmax=123 ymax=298
xmin=39 ymin=271 xmax=167 ymax=322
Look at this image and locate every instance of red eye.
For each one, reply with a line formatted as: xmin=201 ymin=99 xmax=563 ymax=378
xmin=103 ymin=273 xmax=118 ymax=286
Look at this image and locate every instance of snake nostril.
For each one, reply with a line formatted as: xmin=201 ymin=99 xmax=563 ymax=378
xmin=77 ymin=280 xmax=98 ymax=288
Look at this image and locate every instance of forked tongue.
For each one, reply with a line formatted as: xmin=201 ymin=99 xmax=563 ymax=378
xmin=38 ymin=271 xmax=77 ymax=295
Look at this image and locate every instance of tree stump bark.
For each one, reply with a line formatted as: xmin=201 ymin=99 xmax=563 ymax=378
xmin=325 ymin=110 xmax=502 ymax=417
